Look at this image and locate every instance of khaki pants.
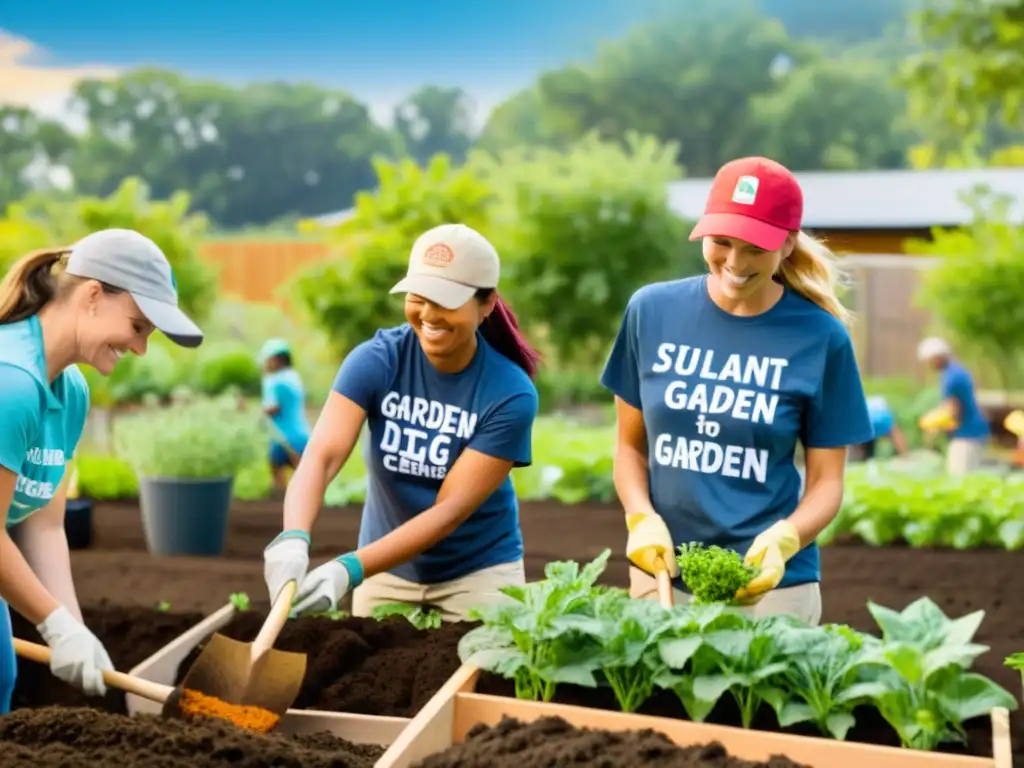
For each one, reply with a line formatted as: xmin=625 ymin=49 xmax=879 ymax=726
xmin=629 ymin=566 xmax=822 ymax=626
xmin=947 ymin=438 xmax=986 ymax=476
xmin=351 ymin=560 xmax=526 ymax=622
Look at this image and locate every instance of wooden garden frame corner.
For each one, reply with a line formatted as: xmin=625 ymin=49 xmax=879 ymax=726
xmin=374 ymin=665 xmax=1015 ymax=768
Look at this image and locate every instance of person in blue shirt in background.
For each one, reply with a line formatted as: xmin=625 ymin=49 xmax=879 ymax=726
xmin=854 ymin=395 xmax=909 ymax=460
xmin=263 ymin=224 xmax=541 ymax=621
xmin=916 ymin=337 xmax=991 ymax=475
xmin=258 ymin=339 xmax=311 ymax=494
xmin=601 ymin=157 xmax=872 ymax=626
xmin=0 ymin=229 xmax=203 ymax=714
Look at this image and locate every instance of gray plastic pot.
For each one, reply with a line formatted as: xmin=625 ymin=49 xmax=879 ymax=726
xmin=138 ymin=475 xmax=234 ymax=557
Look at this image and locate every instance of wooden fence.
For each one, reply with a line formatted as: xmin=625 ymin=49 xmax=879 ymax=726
xmin=199 ymin=239 xmax=330 ymax=307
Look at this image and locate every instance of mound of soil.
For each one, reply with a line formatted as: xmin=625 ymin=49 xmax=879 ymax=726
xmin=10 ymin=603 xmax=205 ymax=713
xmin=175 ymin=612 xmax=475 ymax=717
xmin=412 ymin=715 xmax=810 ymax=768
xmin=0 ymin=706 xmax=384 ymax=767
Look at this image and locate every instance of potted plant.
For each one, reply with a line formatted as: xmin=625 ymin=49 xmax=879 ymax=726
xmin=113 ymin=394 xmax=263 ymax=557
xmin=63 ymin=460 xmax=94 ymax=550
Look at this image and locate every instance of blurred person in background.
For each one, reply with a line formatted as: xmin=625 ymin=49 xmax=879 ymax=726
xmin=853 ymin=394 xmax=908 ymax=460
xmin=263 ymin=224 xmax=540 ymax=621
xmin=0 ymin=230 xmax=203 ymax=714
xmin=916 ymin=337 xmax=990 ymax=475
xmin=601 ymin=156 xmax=872 ymax=626
xmin=258 ymin=338 xmax=311 ymax=494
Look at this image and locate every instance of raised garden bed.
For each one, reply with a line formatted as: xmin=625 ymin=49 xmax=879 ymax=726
xmin=10 ymin=603 xmax=204 ymax=713
xmin=0 ymin=706 xmax=384 ymax=768
xmin=409 ymin=713 xmax=814 ymax=767
xmin=161 ymin=604 xmax=475 ymax=717
xmin=375 ymin=665 xmax=1012 ymax=768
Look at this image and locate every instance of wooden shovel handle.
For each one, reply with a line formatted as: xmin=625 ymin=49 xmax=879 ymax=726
xmin=13 ymin=638 xmax=173 ymax=703
xmin=251 ymin=579 xmax=297 ymax=662
xmin=653 ymin=557 xmax=675 ymax=608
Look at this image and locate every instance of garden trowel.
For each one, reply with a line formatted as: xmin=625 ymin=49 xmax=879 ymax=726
xmin=170 ymin=579 xmax=306 ymax=729
xmin=653 ymin=556 xmax=675 ymax=608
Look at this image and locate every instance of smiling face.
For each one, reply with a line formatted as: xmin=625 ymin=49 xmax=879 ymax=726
xmin=73 ymin=281 xmax=155 ymax=375
xmin=404 ymin=291 xmax=496 ymax=371
xmin=702 ymin=233 xmax=796 ymax=309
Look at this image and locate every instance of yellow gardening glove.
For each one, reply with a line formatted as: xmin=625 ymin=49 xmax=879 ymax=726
xmin=625 ymin=511 xmax=679 ymax=578
xmin=733 ymin=520 xmax=801 ymax=605
xmin=1004 ymin=410 xmax=1024 ymax=438
xmin=919 ymin=404 xmax=958 ymax=432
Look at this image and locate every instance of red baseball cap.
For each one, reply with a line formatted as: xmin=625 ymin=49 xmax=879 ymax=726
xmin=688 ymin=156 xmax=803 ymax=251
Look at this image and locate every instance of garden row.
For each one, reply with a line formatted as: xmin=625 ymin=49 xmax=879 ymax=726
xmin=5 ymin=549 xmax=1022 ymax=767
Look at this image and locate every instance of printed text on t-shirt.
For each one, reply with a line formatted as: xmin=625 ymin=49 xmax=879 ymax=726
xmin=379 ymin=391 xmax=478 ymax=479
xmin=650 ymin=344 xmax=788 ymax=484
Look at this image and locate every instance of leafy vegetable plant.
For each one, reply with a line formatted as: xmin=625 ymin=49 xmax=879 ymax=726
xmin=372 ymin=601 xmax=444 ymax=630
xmin=676 ymin=542 xmax=759 ymax=604
xmin=459 ymin=553 xmax=1019 ymax=754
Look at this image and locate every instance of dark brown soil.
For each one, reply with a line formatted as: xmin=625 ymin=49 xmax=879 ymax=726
xmin=31 ymin=498 xmax=1024 ymax=761
xmin=10 ymin=603 xmax=204 ymax=713
xmin=412 ymin=715 xmax=809 ymax=768
xmin=174 ymin=611 xmax=476 ymax=717
xmin=0 ymin=706 xmax=384 ymax=767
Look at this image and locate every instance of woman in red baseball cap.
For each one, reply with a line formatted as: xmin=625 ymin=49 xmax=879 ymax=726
xmin=601 ymin=156 xmax=872 ymax=625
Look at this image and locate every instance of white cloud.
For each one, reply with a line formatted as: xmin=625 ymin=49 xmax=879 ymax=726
xmin=0 ymin=30 xmax=118 ymax=125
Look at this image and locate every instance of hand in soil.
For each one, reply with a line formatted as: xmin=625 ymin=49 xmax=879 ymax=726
xmin=0 ymin=707 xmax=383 ymax=768
xmin=411 ymin=716 xmax=810 ymax=768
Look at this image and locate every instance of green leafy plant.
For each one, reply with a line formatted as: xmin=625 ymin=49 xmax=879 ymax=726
xmin=676 ymin=543 xmax=759 ymax=604
xmin=459 ymin=554 xmax=1018 ymax=752
xmin=113 ymin=395 xmax=263 ymax=479
xmin=229 ymin=592 xmax=251 ymax=612
xmin=372 ymin=602 xmax=443 ymax=630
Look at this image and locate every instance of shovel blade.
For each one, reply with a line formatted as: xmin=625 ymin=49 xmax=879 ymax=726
xmin=178 ymin=633 xmax=307 ymax=716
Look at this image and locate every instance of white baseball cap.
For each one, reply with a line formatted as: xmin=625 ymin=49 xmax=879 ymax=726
xmin=65 ymin=228 xmax=204 ymax=348
xmin=389 ymin=224 xmax=500 ymax=310
xmin=917 ymin=336 xmax=951 ymax=361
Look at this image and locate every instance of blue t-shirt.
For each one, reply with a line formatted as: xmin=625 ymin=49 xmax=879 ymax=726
xmin=600 ymin=276 xmax=873 ymax=590
xmin=866 ymin=395 xmax=894 ymax=439
xmin=940 ymin=361 xmax=990 ymax=440
xmin=0 ymin=316 xmax=90 ymax=528
xmin=332 ymin=324 xmax=539 ymax=584
xmin=262 ymin=368 xmax=311 ymax=451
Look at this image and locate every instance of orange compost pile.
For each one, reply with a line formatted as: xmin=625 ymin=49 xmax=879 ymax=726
xmin=178 ymin=688 xmax=280 ymax=733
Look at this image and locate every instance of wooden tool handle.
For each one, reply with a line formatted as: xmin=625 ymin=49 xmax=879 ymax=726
xmin=653 ymin=557 xmax=675 ymax=608
xmin=252 ymin=579 xmax=297 ymax=662
xmin=13 ymin=638 xmax=173 ymax=703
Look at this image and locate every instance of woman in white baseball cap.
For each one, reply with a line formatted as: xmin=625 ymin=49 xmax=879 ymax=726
xmin=0 ymin=228 xmax=203 ymax=714
xmin=264 ymin=223 xmax=542 ymax=622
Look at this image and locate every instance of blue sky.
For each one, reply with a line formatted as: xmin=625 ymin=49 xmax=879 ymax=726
xmin=1 ymin=0 xmax=666 ymax=124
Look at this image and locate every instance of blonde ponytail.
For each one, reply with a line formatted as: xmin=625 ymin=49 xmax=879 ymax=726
xmin=777 ymin=231 xmax=853 ymax=326
xmin=0 ymin=247 xmax=73 ymax=325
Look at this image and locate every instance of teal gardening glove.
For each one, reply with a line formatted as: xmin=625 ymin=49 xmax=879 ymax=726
xmin=263 ymin=530 xmax=311 ymax=604
xmin=292 ymin=553 xmax=365 ymax=615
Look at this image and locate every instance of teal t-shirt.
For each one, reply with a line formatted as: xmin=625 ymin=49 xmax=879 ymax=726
xmin=0 ymin=316 xmax=90 ymax=528
xmin=261 ymin=368 xmax=311 ymax=450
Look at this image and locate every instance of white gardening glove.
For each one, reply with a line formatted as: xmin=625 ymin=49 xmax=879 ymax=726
xmin=36 ymin=605 xmax=114 ymax=696
xmin=264 ymin=530 xmax=311 ymax=604
xmin=625 ymin=511 xmax=680 ymax=578
xmin=292 ymin=552 xmax=364 ymax=615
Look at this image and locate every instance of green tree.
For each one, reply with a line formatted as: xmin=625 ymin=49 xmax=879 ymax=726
xmin=291 ymin=154 xmax=497 ymax=354
xmin=393 ymin=85 xmax=476 ymax=166
xmin=0 ymin=106 xmax=78 ymax=211
xmin=747 ymin=54 xmax=913 ymax=170
xmin=68 ymin=69 xmax=399 ymax=227
xmin=910 ymin=188 xmax=1024 ymax=389
xmin=0 ymin=178 xmax=217 ymax=322
xmin=901 ymin=0 xmax=1024 ymax=165
xmin=477 ymin=131 xmax=697 ymax=366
